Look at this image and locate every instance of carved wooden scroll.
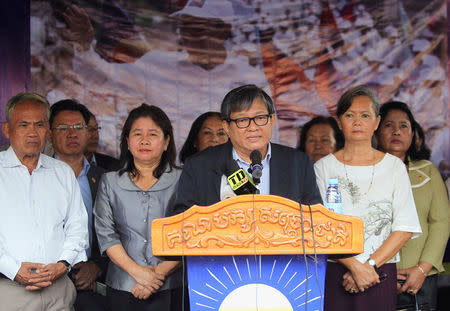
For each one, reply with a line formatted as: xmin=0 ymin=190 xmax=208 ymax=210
xmin=152 ymin=195 xmax=363 ymax=256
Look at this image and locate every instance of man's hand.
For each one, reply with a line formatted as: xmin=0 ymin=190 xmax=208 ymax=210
xmin=14 ymin=262 xmax=51 ymax=290
xmin=32 ymin=262 xmax=68 ymax=284
xmin=23 ymin=262 xmax=67 ymax=290
xmin=71 ymin=261 xmax=100 ymax=290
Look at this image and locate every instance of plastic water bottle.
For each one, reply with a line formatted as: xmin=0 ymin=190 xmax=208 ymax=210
xmin=325 ymin=178 xmax=342 ymax=214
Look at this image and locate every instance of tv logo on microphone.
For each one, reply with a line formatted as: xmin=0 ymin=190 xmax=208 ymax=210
xmin=227 ymin=169 xmax=249 ymax=191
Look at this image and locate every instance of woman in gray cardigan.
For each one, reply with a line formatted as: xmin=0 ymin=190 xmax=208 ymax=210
xmin=94 ymin=104 xmax=181 ymax=311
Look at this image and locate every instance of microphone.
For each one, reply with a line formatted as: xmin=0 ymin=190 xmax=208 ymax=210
xmin=249 ymin=150 xmax=263 ymax=184
xmin=222 ymin=159 xmax=258 ymax=195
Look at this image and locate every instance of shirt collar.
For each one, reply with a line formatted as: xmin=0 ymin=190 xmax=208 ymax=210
xmin=407 ymin=157 xmax=431 ymax=171
xmin=2 ymin=146 xmax=49 ymax=170
xmin=117 ymin=164 xmax=179 ymax=191
xmin=80 ymin=157 xmax=90 ymax=177
xmin=232 ymin=143 xmax=272 ymax=166
xmin=90 ymin=153 xmax=97 ymax=165
xmin=53 ymin=154 xmax=90 ymax=176
xmin=407 ymin=159 xmax=432 ymax=188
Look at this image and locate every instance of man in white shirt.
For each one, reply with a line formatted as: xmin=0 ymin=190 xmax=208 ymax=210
xmin=0 ymin=92 xmax=88 ymax=311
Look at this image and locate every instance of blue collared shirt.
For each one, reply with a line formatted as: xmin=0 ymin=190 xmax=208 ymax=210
xmin=55 ymin=155 xmax=93 ymax=257
xmin=232 ymin=144 xmax=271 ymax=195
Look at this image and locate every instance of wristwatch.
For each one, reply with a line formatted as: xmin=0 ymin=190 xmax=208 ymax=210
xmin=58 ymin=260 xmax=71 ymax=273
xmin=368 ymin=258 xmax=376 ymax=267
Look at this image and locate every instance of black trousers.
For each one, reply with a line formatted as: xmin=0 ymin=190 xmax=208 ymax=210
xmin=170 ymin=286 xmax=190 ymax=311
xmin=74 ymin=290 xmax=108 ymax=311
xmin=397 ymin=274 xmax=438 ymax=311
xmin=107 ymin=287 xmax=171 ymax=311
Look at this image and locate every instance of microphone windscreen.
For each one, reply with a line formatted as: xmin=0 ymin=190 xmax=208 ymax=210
xmin=252 ymin=166 xmax=263 ymax=179
xmin=250 ymin=150 xmax=262 ymax=164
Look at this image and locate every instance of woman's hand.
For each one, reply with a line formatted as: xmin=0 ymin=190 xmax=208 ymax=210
xmin=130 ymin=265 xmax=165 ymax=292
xmin=131 ymin=283 xmax=154 ymax=300
xmin=155 ymin=261 xmax=181 ymax=278
xmin=342 ymin=272 xmax=359 ymax=294
xmin=105 ymin=246 xmax=166 ymax=295
xmin=397 ymin=266 xmax=427 ymax=295
xmin=348 ymin=261 xmax=380 ymax=292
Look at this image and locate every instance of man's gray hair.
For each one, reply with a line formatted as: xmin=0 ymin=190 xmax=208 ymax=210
xmin=5 ymin=92 xmax=50 ymax=122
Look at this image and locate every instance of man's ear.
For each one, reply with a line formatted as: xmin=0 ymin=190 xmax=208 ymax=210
xmin=47 ymin=128 xmax=54 ymax=145
xmin=46 ymin=129 xmax=51 ymax=144
xmin=2 ymin=122 xmax=9 ymax=139
xmin=270 ymin=113 xmax=277 ymax=123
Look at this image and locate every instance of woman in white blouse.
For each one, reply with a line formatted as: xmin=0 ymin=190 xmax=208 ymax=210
xmin=314 ymin=85 xmax=421 ymax=311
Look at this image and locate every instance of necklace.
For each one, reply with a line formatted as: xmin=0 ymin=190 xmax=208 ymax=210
xmin=344 ymin=163 xmax=375 ymax=204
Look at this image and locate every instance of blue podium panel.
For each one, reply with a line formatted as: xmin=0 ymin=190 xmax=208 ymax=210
xmin=187 ymin=255 xmax=326 ymax=311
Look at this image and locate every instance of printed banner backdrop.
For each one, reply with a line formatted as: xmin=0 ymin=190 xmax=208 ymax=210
xmin=30 ymin=0 xmax=448 ymax=168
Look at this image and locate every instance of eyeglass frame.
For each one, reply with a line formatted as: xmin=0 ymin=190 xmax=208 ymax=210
xmin=87 ymin=126 xmax=102 ymax=133
xmin=226 ymin=114 xmax=272 ymax=129
xmin=52 ymin=123 xmax=88 ymax=132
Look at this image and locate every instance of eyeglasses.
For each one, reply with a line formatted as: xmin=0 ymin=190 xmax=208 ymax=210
xmin=227 ymin=114 xmax=271 ymax=129
xmin=87 ymin=126 xmax=101 ymax=133
xmin=53 ymin=124 xmax=87 ymax=132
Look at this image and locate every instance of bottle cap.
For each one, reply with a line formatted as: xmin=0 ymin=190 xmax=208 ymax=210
xmin=328 ymin=178 xmax=338 ymax=185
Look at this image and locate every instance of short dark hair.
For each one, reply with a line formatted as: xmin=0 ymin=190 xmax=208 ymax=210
xmin=220 ymin=84 xmax=275 ymax=120
xmin=336 ymin=85 xmax=379 ymax=118
xmin=119 ymin=104 xmax=177 ymax=179
xmin=297 ymin=116 xmax=344 ymax=152
xmin=179 ymin=111 xmax=222 ymax=164
xmin=376 ymin=101 xmax=429 ymax=162
xmin=49 ymin=99 xmax=90 ymax=127
xmin=86 ymin=109 xmax=95 ymax=123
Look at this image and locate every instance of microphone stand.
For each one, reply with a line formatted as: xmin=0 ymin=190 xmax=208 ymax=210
xmin=248 ymin=168 xmax=260 ymax=194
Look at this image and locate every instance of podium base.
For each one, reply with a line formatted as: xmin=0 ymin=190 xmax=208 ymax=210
xmin=187 ymin=254 xmax=326 ymax=311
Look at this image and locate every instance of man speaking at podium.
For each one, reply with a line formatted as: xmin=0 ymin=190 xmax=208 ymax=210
xmin=168 ymin=84 xmax=322 ymax=216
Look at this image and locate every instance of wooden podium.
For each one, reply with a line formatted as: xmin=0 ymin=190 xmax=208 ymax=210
xmin=152 ymin=195 xmax=363 ymax=310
